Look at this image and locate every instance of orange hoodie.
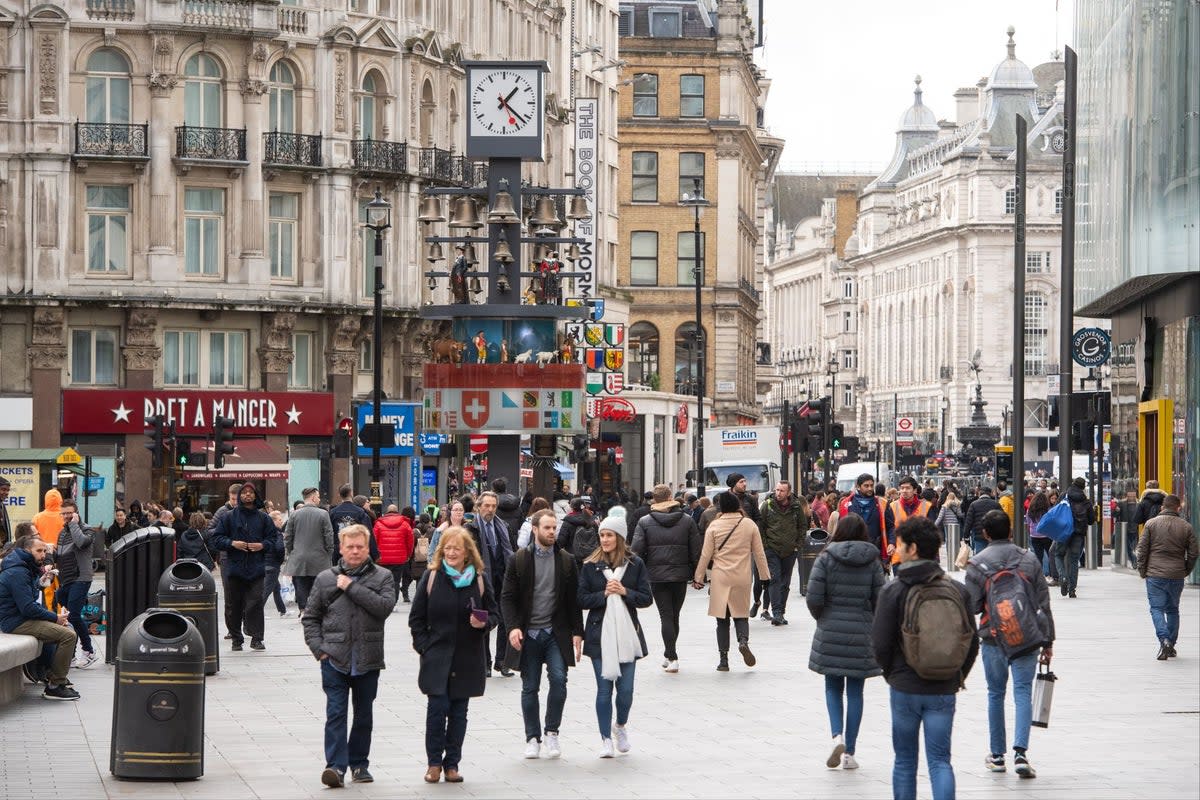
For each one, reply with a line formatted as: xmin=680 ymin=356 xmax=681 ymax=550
xmin=32 ymin=488 xmax=65 ymax=545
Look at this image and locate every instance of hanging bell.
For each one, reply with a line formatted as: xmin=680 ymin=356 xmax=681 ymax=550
xmin=487 ymin=182 xmax=521 ymax=225
xmin=426 ymin=242 xmax=444 ymax=262
xmin=530 ymin=242 xmax=547 ymax=264
xmin=530 ymin=196 xmax=562 ymax=229
xmin=463 ymin=243 xmax=479 ymax=265
xmin=418 ymin=195 xmax=445 ymax=224
xmin=533 ymin=225 xmax=558 ymax=237
xmin=567 ymin=195 xmax=590 ymax=220
xmin=492 ymin=233 xmax=514 ymax=264
xmin=448 ymin=196 xmax=481 ymax=229
xmin=564 ymin=243 xmax=580 ymax=262
xmin=496 ymin=263 xmax=512 ymax=293
xmin=426 ymin=274 xmax=437 ymax=292
xmin=469 ymin=276 xmax=483 ymax=295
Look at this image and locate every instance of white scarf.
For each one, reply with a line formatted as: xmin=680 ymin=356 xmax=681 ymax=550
xmin=600 ymin=563 xmax=645 ymax=680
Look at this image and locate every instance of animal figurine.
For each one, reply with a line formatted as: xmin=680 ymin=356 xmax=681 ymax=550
xmin=535 ymin=351 xmax=557 ymax=366
xmin=429 ymin=337 xmax=465 ymax=364
xmin=513 ymin=349 xmax=534 ymax=364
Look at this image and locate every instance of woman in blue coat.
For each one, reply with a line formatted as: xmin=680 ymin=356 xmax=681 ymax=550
xmin=577 ymin=512 xmax=652 ymax=759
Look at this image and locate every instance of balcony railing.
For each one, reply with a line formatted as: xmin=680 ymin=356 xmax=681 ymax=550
xmin=739 ymin=277 xmax=761 ymax=303
xmin=278 ymin=4 xmax=308 ymax=33
xmin=86 ymin=0 xmax=134 ymax=20
xmin=75 ymin=122 xmax=149 ymax=159
xmin=175 ymin=125 xmax=247 ymax=162
xmin=416 ymin=146 xmax=455 ymax=182
xmin=264 ymin=131 xmax=322 ymax=167
xmin=182 ymin=0 xmax=252 ymax=29
xmin=352 ymin=139 xmax=408 ymax=174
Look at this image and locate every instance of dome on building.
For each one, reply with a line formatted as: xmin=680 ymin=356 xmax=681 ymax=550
xmin=987 ymin=27 xmax=1037 ymax=90
xmin=897 ymin=75 xmax=939 ymax=132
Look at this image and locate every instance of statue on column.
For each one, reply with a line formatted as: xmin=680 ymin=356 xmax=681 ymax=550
xmin=450 ymin=245 xmax=469 ymax=304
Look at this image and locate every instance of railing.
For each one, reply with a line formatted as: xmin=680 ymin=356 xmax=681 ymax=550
xmin=182 ymin=0 xmax=252 ymax=29
xmin=75 ymin=122 xmax=148 ymax=158
xmin=675 ymin=378 xmax=699 ymax=395
xmin=739 ymin=277 xmax=761 ymax=302
xmin=264 ymin=131 xmax=322 ymax=167
xmin=278 ymin=5 xmax=308 ymax=33
xmin=352 ymin=138 xmax=408 ymax=174
xmin=175 ymin=125 xmax=247 ymax=161
xmin=86 ymin=0 xmax=134 ymax=20
xmin=415 ymin=146 xmax=455 ymax=181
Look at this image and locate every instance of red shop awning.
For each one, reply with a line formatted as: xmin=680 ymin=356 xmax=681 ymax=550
xmin=181 ymin=438 xmax=289 ymax=480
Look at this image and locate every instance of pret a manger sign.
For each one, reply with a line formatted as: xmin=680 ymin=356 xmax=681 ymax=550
xmin=61 ymin=389 xmax=335 ymax=436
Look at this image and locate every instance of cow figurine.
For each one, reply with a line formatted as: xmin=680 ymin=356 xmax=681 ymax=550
xmin=429 ymin=337 xmax=465 ymax=364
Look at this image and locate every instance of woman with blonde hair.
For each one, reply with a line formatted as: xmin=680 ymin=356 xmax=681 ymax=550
xmin=410 ymin=526 xmax=498 ymax=784
xmin=577 ymin=512 xmax=652 ymax=757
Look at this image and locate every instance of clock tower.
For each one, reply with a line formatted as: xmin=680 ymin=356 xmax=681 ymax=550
xmin=464 ymin=61 xmax=547 ymax=161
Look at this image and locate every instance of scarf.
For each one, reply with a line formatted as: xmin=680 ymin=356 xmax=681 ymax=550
xmin=442 ymin=561 xmax=477 ymax=589
xmin=599 ymin=562 xmax=645 ymax=680
xmin=900 ymin=495 xmax=922 ymax=515
xmin=337 ymin=558 xmax=373 ymax=578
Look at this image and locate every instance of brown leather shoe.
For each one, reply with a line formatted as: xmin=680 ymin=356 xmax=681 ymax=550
xmin=423 ymin=766 xmax=442 ymax=783
xmin=444 ymin=768 xmax=463 ymax=783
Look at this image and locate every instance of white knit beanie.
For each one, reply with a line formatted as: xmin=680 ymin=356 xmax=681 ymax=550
xmin=598 ymin=505 xmax=628 ymax=539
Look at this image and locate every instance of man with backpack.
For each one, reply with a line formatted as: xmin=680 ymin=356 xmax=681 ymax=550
xmin=964 ymin=510 xmax=1055 ymax=780
xmin=873 ymin=516 xmax=978 ymax=800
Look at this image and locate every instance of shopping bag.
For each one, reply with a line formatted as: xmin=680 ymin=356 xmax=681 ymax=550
xmin=1031 ymin=663 xmax=1056 ymax=728
xmin=1036 ymin=501 xmax=1075 ymax=544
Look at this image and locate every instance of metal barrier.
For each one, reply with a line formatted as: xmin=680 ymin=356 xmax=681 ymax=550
xmin=1111 ymin=522 xmax=1128 ymax=568
xmin=943 ymin=521 xmax=962 ymax=572
xmin=1085 ymin=523 xmax=1102 ymax=569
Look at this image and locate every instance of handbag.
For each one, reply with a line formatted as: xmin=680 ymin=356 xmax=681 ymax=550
xmin=1031 ymin=662 xmax=1056 ymax=728
xmin=954 ymin=540 xmax=972 ymax=569
xmin=705 ymin=524 xmax=737 ymax=572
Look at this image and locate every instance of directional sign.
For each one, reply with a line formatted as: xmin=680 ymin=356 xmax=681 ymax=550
xmin=895 ymin=416 xmax=915 ymax=443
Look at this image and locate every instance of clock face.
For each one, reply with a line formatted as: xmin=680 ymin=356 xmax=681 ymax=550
xmin=471 ymin=70 xmax=539 ymax=136
xmin=1050 ymin=130 xmax=1067 ymax=154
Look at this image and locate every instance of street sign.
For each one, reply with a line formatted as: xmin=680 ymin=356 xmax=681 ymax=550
xmin=1071 ymin=327 xmax=1111 ymax=367
xmin=462 ymin=465 xmax=476 ymax=483
xmin=895 ymin=416 xmax=915 ymax=443
xmin=338 ymin=417 xmax=354 ymax=433
xmin=355 ymin=402 xmax=417 ymax=456
xmin=85 ymin=476 xmax=105 ymax=491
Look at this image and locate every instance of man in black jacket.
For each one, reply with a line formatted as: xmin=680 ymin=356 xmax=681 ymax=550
xmin=963 ymin=487 xmax=1002 ymax=555
xmin=873 ymin=516 xmax=978 ymax=800
xmin=630 ymin=483 xmax=701 ymax=672
xmin=211 ymin=483 xmax=283 ymax=651
xmin=492 ymin=478 xmax=524 ymax=545
xmin=468 ymin=491 xmax=515 ymax=676
xmin=501 ymin=510 xmax=584 ymax=760
xmin=1055 ymin=478 xmax=1095 ymax=598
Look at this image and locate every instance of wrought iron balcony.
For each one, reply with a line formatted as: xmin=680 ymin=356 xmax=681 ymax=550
xmin=738 ymin=277 xmax=761 ymax=303
xmin=86 ymin=0 xmax=134 ymax=20
xmin=415 ymin=146 xmax=456 ymax=183
xmin=264 ymin=131 xmax=322 ymax=168
xmin=74 ymin=122 xmax=149 ymax=159
xmin=352 ymin=139 xmax=408 ymax=174
xmin=175 ymin=125 xmax=247 ymax=162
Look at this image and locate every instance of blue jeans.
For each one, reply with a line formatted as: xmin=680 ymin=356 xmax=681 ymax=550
xmin=519 ymin=630 xmax=567 ymax=741
xmin=890 ymin=688 xmax=956 ymax=800
xmin=971 ymin=534 xmax=987 ymax=555
xmin=320 ymin=660 xmax=380 ymax=772
xmin=1029 ymin=537 xmax=1054 ymax=577
xmin=981 ymin=644 xmax=1036 ymax=755
xmin=590 ymin=657 xmax=635 ymax=738
xmin=425 ymin=695 xmax=469 ymax=769
xmin=1054 ymin=534 xmax=1085 ymax=592
xmin=824 ymin=675 xmax=865 ymax=755
xmin=765 ymin=549 xmax=796 ymax=619
xmin=56 ymin=580 xmax=93 ymax=654
xmin=1146 ymin=577 xmax=1185 ymax=644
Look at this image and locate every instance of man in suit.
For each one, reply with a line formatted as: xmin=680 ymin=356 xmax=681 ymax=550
xmin=468 ymin=491 xmax=515 ymax=675
xmin=501 ymin=510 xmax=584 ymax=760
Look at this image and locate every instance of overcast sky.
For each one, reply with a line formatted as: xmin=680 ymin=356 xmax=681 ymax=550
xmin=758 ymin=0 xmax=1076 ymax=170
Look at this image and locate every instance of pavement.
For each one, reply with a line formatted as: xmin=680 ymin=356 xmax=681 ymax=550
xmin=1 ymin=563 xmax=1197 ymax=800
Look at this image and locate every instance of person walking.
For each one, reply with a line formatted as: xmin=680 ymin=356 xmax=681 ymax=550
xmin=500 ymin=509 xmax=584 ymax=760
xmin=965 ymin=510 xmax=1055 ymax=779
xmin=831 ymin=474 xmax=894 ymax=570
xmin=1056 ymin=477 xmax=1095 ymax=598
xmin=872 ymin=517 xmax=979 ymax=800
xmin=410 ymin=526 xmax=499 ymax=783
xmin=1137 ymin=495 xmax=1198 ymax=660
xmin=933 ymin=492 xmax=964 ymax=549
xmin=629 ymin=483 xmax=701 ymax=674
xmin=54 ymin=500 xmax=98 ymax=669
xmin=302 ymin=524 xmax=396 ymax=788
xmin=467 ymin=491 xmax=515 ymax=676
xmin=558 ymin=497 xmax=600 ymax=567
xmin=963 ymin=487 xmax=1002 ymax=555
xmin=578 ymin=511 xmax=652 ymax=758
xmin=284 ymin=487 xmax=336 ymax=614
xmin=692 ymin=491 xmax=772 ymax=672
xmin=264 ymin=510 xmax=289 ymax=618
xmin=0 ymin=535 xmax=79 ymax=699
xmin=210 ymin=483 xmax=283 ymax=651
xmin=105 ymin=507 xmax=136 ymax=548
xmin=725 ymin=474 xmax=767 ymax=618
xmin=516 ymin=498 xmax=552 ymax=549
xmin=806 ymin=514 xmax=884 ymax=771
xmin=430 ymin=501 xmax=466 ymax=554
xmin=177 ymin=512 xmax=215 ymax=570
xmin=1024 ymin=491 xmax=1057 ymax=585
xmin=758 ymin=480 xmax=807 ymax=626
xmin=888 ymin=477 xmax=932 ymax=569
xmin=374 ymin=504 xmax=416 ymax=604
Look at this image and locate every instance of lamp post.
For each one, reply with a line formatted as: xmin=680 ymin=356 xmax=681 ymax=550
xmin=940 ymin=395 xmax=950 ymax=455
xmin=681 ymin=178 xmax=709 ymax=491
xmin=363 ymin=188 xmax=391 ymax=514
xmin=825 ymin=353 xmax=837 ymax=486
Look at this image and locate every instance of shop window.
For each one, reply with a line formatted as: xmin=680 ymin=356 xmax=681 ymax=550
xmin=69 ymin=328 xmax=118 ymax=385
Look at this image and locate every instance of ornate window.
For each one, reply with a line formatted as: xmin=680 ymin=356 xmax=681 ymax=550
xmin=1024 ymin=292 xmax=1048 ymax=376
xmin=85 ymin=185 xmax=129 ymax=273
xmin=184 ymin=54 xmax=223 ymax=128
xmin=85 ymin=48 xmax=130 ymax=123
xmin=183 ymin=188 xmax=224 ymax=276
xmin=69 ymin=329 xmax=118 ymax=385
xmin=269 ymin=192 xmax=299 ymax=280
xmin=289 ymin=332 xmax=312 ymax=389
xmin=268 ymin=61 xmax=296 ymax=133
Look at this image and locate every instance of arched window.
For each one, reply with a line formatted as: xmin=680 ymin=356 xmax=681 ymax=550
xmin=419 ymin=78 xmax=435 ymax=147
xmin=629 ymin=322 xmax=660 ymax=387
xmin=268 ymin=61 xmax=295 ymax=133
xmin=360 ymin=72 xmax=382 ymax=139
xmin=86 ymin=48 xmax=131 ymax=124
xmin=184 ymin=54 xmax=222 ymax=127
xmin=674 ymin=322 xmax=703 ymax=395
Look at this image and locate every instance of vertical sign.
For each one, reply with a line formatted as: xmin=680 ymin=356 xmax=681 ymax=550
xmin=573 ymin=97 xmax=598 ymax=301
xmin=409 ymin=456 xmax=421 ymax=512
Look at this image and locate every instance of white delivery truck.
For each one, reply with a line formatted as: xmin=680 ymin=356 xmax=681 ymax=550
xmin=700 ymin=426 xmax=781 ymax=498
xmin=835 ymin=461 xmax=895 ymax=494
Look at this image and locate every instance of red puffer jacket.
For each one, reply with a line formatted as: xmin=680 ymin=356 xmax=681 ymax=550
xmin=373 ymin=513 xmax=414 ymax=566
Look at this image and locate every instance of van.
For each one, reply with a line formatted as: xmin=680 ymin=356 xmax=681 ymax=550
xmin=835 ymin=462 xmax=895 ymax=494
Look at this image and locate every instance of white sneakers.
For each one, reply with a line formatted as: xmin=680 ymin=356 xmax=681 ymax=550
xmin=71 ymin=651 xmax=98 ymax=669
xmin=841 ymin=754 xmax=859 ymax=770
xmin=543 ymin=733 xmax=562 ymax=759
xmin=598 ymin=738 xmax=615 ymax=758
xmin=664 ymin=660 xmax=679 ymax=673
xmin=523 ymin=738 xmax=541 ymax=759
xmin=827 ymin=734 xmax=846 ymax=768
xmin=614 ymin=724 xmax=631 ymax=753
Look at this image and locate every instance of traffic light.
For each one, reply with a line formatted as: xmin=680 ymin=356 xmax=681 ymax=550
xmin=806 ymin=398 xmax=827 ymax=453
xmin=830 ymin=423 xmax=846 ymax=450
xmin=572 ymin=433 xmax=589 ymax=462
xmin=841 ymin=436 xmax=860 ymax=461
xmin=176 ymin=437 xmax=191 ymax=467
xmin=332 ymin=428 xmax=351 ymax=458
xmin=144 ymin=415 xmax=165 ymax=469
xmin=213 ymin=416 xmax=236 ymax=468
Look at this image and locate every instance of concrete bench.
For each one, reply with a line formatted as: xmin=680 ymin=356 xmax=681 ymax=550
xmin=0 ymin=632 xmax=41 ymax=705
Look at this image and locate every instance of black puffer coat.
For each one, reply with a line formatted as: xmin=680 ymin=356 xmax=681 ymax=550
xmin=807 ymin=540 xmax=885 ymax=679
xmin=629 ymin=507 xmax=702 ymax=584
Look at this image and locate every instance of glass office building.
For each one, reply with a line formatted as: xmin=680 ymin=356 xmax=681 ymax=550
xmin=1074 ymin=0 xmax=1198 ymax=580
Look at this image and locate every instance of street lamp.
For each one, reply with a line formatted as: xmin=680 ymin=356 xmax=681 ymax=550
xmin=680 ymin=178 xmax=709 ymax=491
xmin=940 ymin=395 xmax=950 ymax=454
xmin=363 ymin=188 xmax=391 ymax=513
xmin=825 ymin=353 xmax=838 ymax=484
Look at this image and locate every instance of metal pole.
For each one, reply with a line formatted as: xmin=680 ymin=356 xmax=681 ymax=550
xmin=781 ymin=399 xmax=790 ymax=487
xmin=892 ymin=393 xmax=898 ymax=478
xmin=1058 ymin=46 xmax=1077 ymax=484
xmin=371 ymin=229 xmax=384 ymax=514
xmin=693 ymin=186 xmax=705 ymax=494
xmin=1013 ymin=113 xmax=1028 ymax=544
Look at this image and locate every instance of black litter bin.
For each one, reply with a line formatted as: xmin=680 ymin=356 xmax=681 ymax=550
xmin=105 ymin=527 xmax=177 ymax=664
xmin=158 ymin=560 xmax=218 ymax=675
xmin=111 ymin=609 xmax=205 ymax=780
xmin=798 ymin=528 xmax=830 ymax=596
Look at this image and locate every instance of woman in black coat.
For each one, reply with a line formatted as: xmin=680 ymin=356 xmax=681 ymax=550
xmin=806 ymin=514 xmax=884 ymax=771
xmin=577 ymin=514 xmax=652 ymax=758
xmin=409 ymin=526 xmax=498 ymax=784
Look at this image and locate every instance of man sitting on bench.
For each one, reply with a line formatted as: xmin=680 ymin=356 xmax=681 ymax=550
xmin=0 ymin=535 xmax=79 ymax=700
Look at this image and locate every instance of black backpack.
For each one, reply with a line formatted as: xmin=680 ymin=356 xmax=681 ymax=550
xmin=571 ymin=522 xmax=599 ymax=564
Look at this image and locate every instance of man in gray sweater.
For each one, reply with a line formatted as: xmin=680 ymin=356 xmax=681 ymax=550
xmin=55 ymin=499 xmax=97 ymax=669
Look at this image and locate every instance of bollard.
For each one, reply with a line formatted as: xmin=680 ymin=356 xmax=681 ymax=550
xmin=944 ymin=522 xmax=962 ymax=573
xmin=158 ymin=560 xmax=219 ymax=676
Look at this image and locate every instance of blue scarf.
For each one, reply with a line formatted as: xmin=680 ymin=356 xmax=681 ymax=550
xmin=442 ymin=562 xmax=477 ymax=588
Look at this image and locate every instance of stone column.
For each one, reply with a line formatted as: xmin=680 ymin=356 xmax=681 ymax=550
xmin=325 ymin=314 xmax=362 ymax=491
xmin=29 ymin=307 xmax=66 ymax=448
xmin=148 ymin=35 xmax=178 ymax=281
xmin=240 ymin=42 xmax=269 ymax=281
xmin=122 ymin=309 xmax=161 ymax=502
xmin=259 ymin=312 xmax=296 ymax=508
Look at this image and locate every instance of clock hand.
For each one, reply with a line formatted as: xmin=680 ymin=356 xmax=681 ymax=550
xmin=497 ymin=86 xmax=519 ymax=110
xmin=496 ymin=94 xmax=529 ymax=126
